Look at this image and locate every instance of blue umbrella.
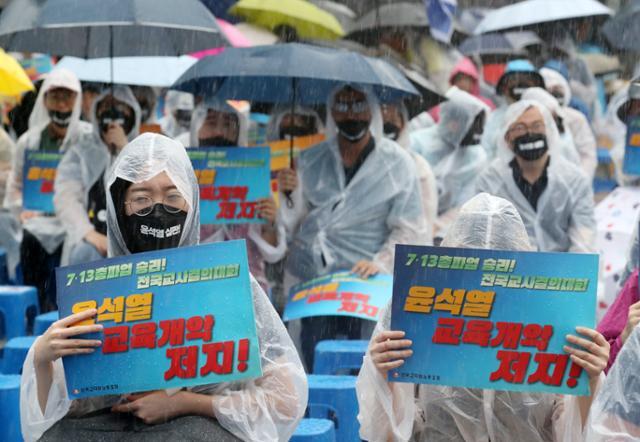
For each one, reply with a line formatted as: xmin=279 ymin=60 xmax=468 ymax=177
xmin=172 ymin=43 xmax=419 ymax=206
xmin=171 ymin=43 xmax=419 ymax=104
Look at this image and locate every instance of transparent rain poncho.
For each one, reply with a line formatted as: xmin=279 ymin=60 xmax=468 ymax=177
xmin=475 ymin=100 xmax=596 ymax=253
xmin=3 ymin=67 xmax=92 ymax=253
xmin=520 ymin=87 xmax=581 ymax=166
xmin=539 ymin=68 xmax=597 ymax=180
xmin=160 ymin=90 xmax=194 ymax=139
xmin=21 ymin=133 xmax=307 ymax=442
xmin=356 ymin=193 xmax=588 ymax=442
xmin=605 ymin=83 xmax=640 ymax=187
xmin=54 ymin=85 xmax=141 ymax=262
xmin=184 ymin=97 xmax=287 ymax=291
xmin=586 ymin=325 xmax=640 ymax=441
xmin=281 ymin=84 xmax=428 ymax=281
xmin=410 ymin=87 xmax=489 ymax=216
xmin=264 ymin=104 xmax=324 ymax=142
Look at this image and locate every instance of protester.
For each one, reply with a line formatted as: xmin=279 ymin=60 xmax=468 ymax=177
xmin=20 ymin=133 xmax=307 ymax=442
xmin=539 ymin=67 xmax=598 ymax=179
xmin=608 ymin=79 xmax=640 ymax=186
xmin=160 ymin=90 xmax=194 ymax=139
xmin=54 ymin=85 xmax=141 ymax=265
xmin=482 ymin=59 xmax=545 ymax=159
xmin=265 ymin=104 xmax=324 ymax=142
xmin=429 ymin=57 xmax=495 ymax=121
xmin=411 ymin=87 xmax=488 ymax=234
xmin=356 ymin=193 xmax=609 ymax=442
xmin=521 ymin=87 xmax=581 ymax=166
xmin=4 ymin=68 xmax=91 ymax=310
xmin=476 ymin=100 xmax=596 ymax=253
xmin=278 ymin=83 xmax=427 ymax=369
xmin=187 ymin=97 xmax=286 ymax=293
xmin=381 ymin=100 xmax=437 ymax=242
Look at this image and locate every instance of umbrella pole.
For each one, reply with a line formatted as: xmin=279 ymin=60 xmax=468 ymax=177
xmin=285 ymin=77 xmax=296 ymax=208
xmin=109 ymin=25 xmax=114 ymax=94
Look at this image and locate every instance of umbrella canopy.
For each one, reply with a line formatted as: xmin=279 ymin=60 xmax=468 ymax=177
xmin=310 ymin=0 xmax=357 ymax=30
xmin=0 ymin=0 xmax=229 ymax=57
xmin=190 ymin=19 xmax=253 ymax=59
xmin=396 ymin=64 xmax=445 ymax=116
xmin=349 ymin=1 xmax=428 ymax=34
xmin=200 ymin=0 xmax=239 ymax=23
xmin=459 ymin=31 xmax=542 ymax=57
xmin=0 ymin=49 xmax=34 ymax=97
xmin=603 ymin=0 xmax=640 ymax=53
xmin=171 ymin=43 xmax=419 ymax=104
xmin=229 ymin=0 xmax=344 ymax=41
xmin=55 ymin=56 xmax=197 ymax=87
xmin=474 ymin=0 xmax=612 ymax=35
xmin=235 ymin=22 xmax=279 ymax=46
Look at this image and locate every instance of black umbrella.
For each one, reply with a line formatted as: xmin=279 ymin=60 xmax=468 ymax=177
xmin=602 ymin=0 xmax=640 ymax=53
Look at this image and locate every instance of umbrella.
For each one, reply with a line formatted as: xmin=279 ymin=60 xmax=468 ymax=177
xmin=229 ymin=0 xmax=345 ymax=41
xmin=348 ymin=2 xmax=428 ymax=34
xmin=459 ymin=31 xmax=542 ymax=57
xmin=190 ymin=19 xmax=253 ymax=59
xmin=171 ymin=43 xmax=419 ymax=204
xmin=200 ymin=0 xmax=239 ymax=23
xmin=603 ymin=0 xmax=640 ymax=53
xmin=396 ymin=64 xmax=445 ymax=117
xmin=0 ymin=49 xmax=34 ymax=97
xmin=310 ymin=0 xmax=357 ymax=30
xmin=473 ymin=0 xmax=612 ymax=35
xmin=55 ymin=56 xmax=197 ymax=87
xmin=0 ymin=0 xmax=228 ymax=57
xmin=235 ymin=22 xmax=279 ymax=46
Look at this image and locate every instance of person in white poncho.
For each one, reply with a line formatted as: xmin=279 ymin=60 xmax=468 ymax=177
xmin=356 ymin=193 xmax=609 ymax=442
xmin=20 ymin=133 xmax=307 ymax=442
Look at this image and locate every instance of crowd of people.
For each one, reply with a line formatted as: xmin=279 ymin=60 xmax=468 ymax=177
xmin=1 ymin=9 xmax=640 ymax=442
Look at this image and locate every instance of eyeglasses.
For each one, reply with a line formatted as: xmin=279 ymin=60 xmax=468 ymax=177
xmin=332 ymin=100 xmax=369 ymax=114
xmin=506 ymin=121 xmax=545 ymax=139
xmin=125 ymin=193 xmax=187 ymax=216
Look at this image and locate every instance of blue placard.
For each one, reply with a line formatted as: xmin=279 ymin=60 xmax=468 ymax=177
xmin=623 ymin=116 xmax=640 ymax=176
xmin=283 ymin=271 xmax=392 ymax=322
xmin=389 ymin=245 xmax=598 ymax=396
xmin=22 ymin=150 xmax=63 ymax=213
xmin=56 ymin=240 xmax=262 ymax=399
xmin=188 ymin=147 xmax=271 ymax=225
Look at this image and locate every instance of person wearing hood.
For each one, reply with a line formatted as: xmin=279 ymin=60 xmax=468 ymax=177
xmin=4 ymin=67 xmax=92 ymax=311
xmin=356 ymin=193 xmax=609 ymax=442
xmin=539 ymin=67 xmax=597 ymax=180
xmin=381 ymin=101 xmax=437 ymax=242
xmin=475 ymin=100 xmax=596 ymax=253
xmin=482 ymin=60 xmax=545 ymax=160
xmin=410 ymin=87 xmax=489 ymax=235
xmin=521 ymin=87 xmax=582 ymax=166
xmin=265 ymin=104 xmax=324 ymax=142
xmin=184 ymin=97 xmax=286 ymax=293
xmin=429 ymin=57 xmax=496 ymax=122
xmin=54 ymin=85 xmax=141 ymax=265
xmin=160 ymin=90 xmax=194 ymax=139
xmin=20 ymin=133 xmax=307 ymax=442
xmin=277 ymin=83 xmax=428 ymax=369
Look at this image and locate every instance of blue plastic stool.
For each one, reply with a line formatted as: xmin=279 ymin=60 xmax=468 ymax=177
xmin=291 ymin=418 xmax=336 ymax=442
xmin=0 ymin=248 xmax=7 ymax=285
xmin=313 ymin=340 xmax=368 ymax=375
xmin=0 ymin=374 xmax=21 ymax=442
xmin=34 ymin=311 xmax=59 ymax=335
xmin=1 ymin=336 xmax=37 ymax=374
xmin=0 ymin=286 xmax=39 ymax=339
xmin=308 ymin=375 xmax=359 ymax=442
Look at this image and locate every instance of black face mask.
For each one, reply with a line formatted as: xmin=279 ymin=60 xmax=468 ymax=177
xmin=121 ymin=204 xmax=187 ymax=254
xmin=174 ymin=110 xmax=191 ymax=129
xmin=508 ymin=85 xmax=528 ymax=102
xmin=279 ymin=126 xmax=315 ymax=140
xmin=98 ymin=108 xmax=134 ymax=135
xmin=198 ymin=136 xmax=236 ymax=147
xmin=336 ymin=119 xmax=370 ymax=142
xmin=383 ymin=123 xmax=401 ymax=141
xmin=460 ymin=112 xmax=486 ymax=147
xmin=49 ymin=109 xmax=73 ymax=128
xmin=513 ymin=133 xmax=549 ymax=161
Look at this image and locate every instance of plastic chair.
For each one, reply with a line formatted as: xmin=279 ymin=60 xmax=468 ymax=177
xmin=308 ymin=375 xmax=359 ymax=442
xmin=313 ymin=340 xmax=368 ymax=375
xmin=0 ymin=285 xmax=39 ymax=339
xmin=0 ymin=374 xmax=21 ymax=442
xmin=0 ymin=248 xmax=7 ymax=285
xmin=291 ymin=418 xmax=336 ymax=442
xmin=1 ymin=336 xmax=37 ymax=374
xmin=34 ymin=311 xmax=59 ymax=335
